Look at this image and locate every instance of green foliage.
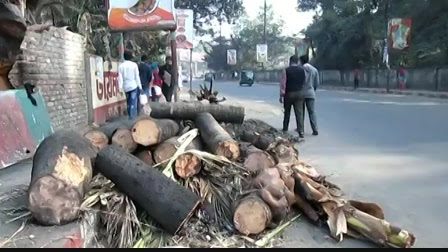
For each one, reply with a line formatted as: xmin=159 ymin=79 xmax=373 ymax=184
xmin=204 ymin=5 xmax=295 ymax=71
xmin=299 ymin=0 xmax=448 ymax=69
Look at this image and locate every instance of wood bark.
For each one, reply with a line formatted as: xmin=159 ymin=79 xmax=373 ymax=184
xmin=95 ymin=145 xmax=201 ymax=235
xmin=98 ymin=118 xmax=136 ymax=140
xmin=28 ymin=130 xmax=97 ymax=225
xmin=175 ymin=137 xmax=203 ymax=179
xmin=84 ymin=130 xmax=108 ymax=151
xmin=233 ymin=195 xmax=272 ymax=235
xmin=239 ymin=143 xmax=275 ymax=173
xmin=112 ymin=128 xmax=137 ymax=153
xmin=153 ymin=137 xmax=178 ymax=164
xmin=134 ymin=148 xmax=154 ymax=166
xmin=150 ymin=102 xmax=245 ymax=124
xmin=195 ymin=113 xmax=240 ymax=161
xmin=240 ymin=131 xmax=272 ymax=151
xmin=132 ymin=118 xmax=180 ymax=147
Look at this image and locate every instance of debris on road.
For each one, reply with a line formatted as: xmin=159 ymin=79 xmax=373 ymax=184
xmin=22 ymin=101 xmax=416 ymax=248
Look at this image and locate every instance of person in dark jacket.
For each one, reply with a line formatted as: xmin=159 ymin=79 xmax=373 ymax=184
xmin=159 ymin=56 xmax=173 ymax=102
xmin=138 ymin=55 xmax=152 ymax=99
xmin=280 ymin=55 xmax=306 ymax=138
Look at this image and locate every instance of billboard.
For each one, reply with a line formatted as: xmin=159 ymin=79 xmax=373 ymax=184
xmin=257 ymin=44 xmax=268 ymax=63
xmin=108 ymin=0 xmax=176 ymax=31
xmin=88 ymin=56 xmax=127 ymax=125
xmin=227 ymin=49 xmax=237 ymax=65
xmin=176 ymin=9 xmax=194 ymax=49
xmin=388 ymin=18 xmax=412 ymax=51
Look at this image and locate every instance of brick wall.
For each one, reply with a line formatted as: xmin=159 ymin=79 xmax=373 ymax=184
xmin=9 ymin=27 xmax=88 ymax=130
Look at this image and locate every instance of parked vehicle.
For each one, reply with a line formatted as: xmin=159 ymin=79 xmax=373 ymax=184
xmin=240 ymin=70 xmax=254 ymax=86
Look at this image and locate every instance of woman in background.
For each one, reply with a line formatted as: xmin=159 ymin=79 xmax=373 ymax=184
xmin=151 ymin=63 xmax=164 ymax=102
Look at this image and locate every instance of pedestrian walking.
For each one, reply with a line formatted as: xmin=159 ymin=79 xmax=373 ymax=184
xmin=300 ymin=55 xmax=319 ymax=136
xmin=151 ymin=63 xmax=164 ymax=102
xmin=159 ymin=56 xmax=173 ymax=102
xmin=398 ymin=66 xmax=407 ymax=90
xmin=280 ymin=55 xmax=307 ymax=138
xmin=354 ymin=69 xmax=360 ymax=90
xmin=138 ymin=55 xmax=152 ymax=111
xmin=118 ymin=51 xmax=142 ymax=120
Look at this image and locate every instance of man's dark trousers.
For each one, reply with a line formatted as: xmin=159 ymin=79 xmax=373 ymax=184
xmin=303 ymin=98 xmax=318 ymax=133
xmin=283 ymin=91 xmax=305 ymax=133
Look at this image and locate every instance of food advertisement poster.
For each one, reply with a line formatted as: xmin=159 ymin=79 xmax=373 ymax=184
xmin=108 ymin=0 xmax=176 ymax=31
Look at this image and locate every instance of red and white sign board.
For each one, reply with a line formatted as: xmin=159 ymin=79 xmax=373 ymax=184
xmin=108 ymin=0 xmax=176 ymax=31
xmin=88 ymin=56 xmax=126 ymax=125
xmin=175 ymin=9 xmax=194 ymax=49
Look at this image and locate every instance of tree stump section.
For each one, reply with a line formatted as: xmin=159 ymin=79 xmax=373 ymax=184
xmin=195 ymin=113 xmax=240 ymax=161
xmin=28 ymin=131 xmax=97 ymax=226
xmin=150 ymin=102 xmax=245 ymax=124
xmin=134 ymin=149 xmax=154 ymax=166
xmin=233 ymin=195 xmax=272 ymax=236
xmin=99 ymin=118 xmax=136 ymax=141
xmin=240 ymin=131 xmax=272 ymax=151
xmin=175 ymin=137 xmax=203 ymax=179
xmin=84 ymin=130 xmax=108 ymax=151
xmin=240 ymin=143 xmax=276 ymax=173
xmin=132 ymin=118 xmax=180 ymax=147
xmin=153 ymin=137 xmax=178 ymax=164
xmin=95 ymin=145 xmax=201 ymax=235
xmin=112 ymin=129 xmax=137 ymax=153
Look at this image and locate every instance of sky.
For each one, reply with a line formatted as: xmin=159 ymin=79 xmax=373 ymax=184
xmin=195 ymin=0 xmax=315 ymax=45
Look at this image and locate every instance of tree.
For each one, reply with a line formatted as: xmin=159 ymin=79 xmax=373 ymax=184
xmin=298 ymin=0 xmax=448 ymax=69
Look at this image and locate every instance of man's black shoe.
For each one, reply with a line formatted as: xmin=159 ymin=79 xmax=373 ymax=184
xmin=313 ymin=131 xmax=319 ymax=136
xmin=299 ymin=133 xmax=305 ymax=139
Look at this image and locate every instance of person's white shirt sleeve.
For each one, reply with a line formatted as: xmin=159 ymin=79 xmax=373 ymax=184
xmin=134 ymin=63 xmax=142 ymax=90
xmin=118 ymin=64 xmax=124 ymax=91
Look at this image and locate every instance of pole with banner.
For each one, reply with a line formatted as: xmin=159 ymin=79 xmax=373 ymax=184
xmin=256 ymin=44 xmax=268 ymax=64
xmin=175 ymin=9 xmax=194 ymax=93
xmin=227 ymin=49 xmax=237 ymax=65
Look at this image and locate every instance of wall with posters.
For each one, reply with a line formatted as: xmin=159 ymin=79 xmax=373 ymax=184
xmin=86 ymin=55 xmax=126 ymax=125
xmin=108 ymin=0 xmax=176 ymax=31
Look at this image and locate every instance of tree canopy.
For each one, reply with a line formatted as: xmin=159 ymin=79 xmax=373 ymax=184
xmin=299 ymin=0 xmax=448 ymax=69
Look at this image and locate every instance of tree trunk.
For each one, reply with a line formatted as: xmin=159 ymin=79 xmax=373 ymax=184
xmin=195 ymin=113 xmax=240 ymax=161
xmin=153 ymin=137 xmax=178 ymax=164
xmin=293 ymin=194 xmax=320 ymax=223
xmin=175 ymin=137 xmax=203 ymax=179
xmin=239 ymin=143 xmax=275 ymax=173
xmin=95 ymin=145 xmax=201 ymax=235
xmin=99 ymin=118 xmax=136 ymax=141
xmin=132 ymin=118 xmax=180 ymax=147
xmin=134 ymin=148 xmax=154 ymax=166
xmin=84 ymin=130 xmax=108 ymax=151
xmin=233 ymin=195 xmax=272 ymax=235
xmin=240 ymin=131 xmax=272 ymax=151
xmin=150 ymin=102 xmax=245 ymax=124
xmin=112 ymin=128 xmax=137 ymax=153
xmin=28 ymin=131 xmax=97 ymax=226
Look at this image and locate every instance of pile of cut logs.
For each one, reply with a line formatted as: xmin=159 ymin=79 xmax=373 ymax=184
xmin=26 ymin=102 xmax=416 ymax=248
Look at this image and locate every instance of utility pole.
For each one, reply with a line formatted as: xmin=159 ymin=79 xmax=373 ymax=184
xmin=263 ymin=0 xmax=267 ymax=44
xmin=384 ymin=0 xmax=391 ymax=93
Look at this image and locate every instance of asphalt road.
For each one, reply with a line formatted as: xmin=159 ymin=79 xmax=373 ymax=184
xmin=191 ymin=80 xmax=448 ymax=248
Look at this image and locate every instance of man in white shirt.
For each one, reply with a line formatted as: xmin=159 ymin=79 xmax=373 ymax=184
xmin=118 ymin=51 xmax=142 ymax=120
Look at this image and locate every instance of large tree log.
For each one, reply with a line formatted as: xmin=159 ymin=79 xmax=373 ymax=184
xmin=95 ymin=145 xmax=201 ymax=235
xmin=240 ymin=131 xmax=272 ymax=151
xmin=150 ymin=102 xmax=245 ymax=124
xmin=239 ymin=143 xmax=275 ymax=173
xmin=112 ymin=128 xmax=138 ymax=153
xmin=153 ymin=137 xmax=178 ymax=164
xmin=175 ymin=138 xmax=203 ymax=179
xmin=132 ymin=118 xmax=180 ymax=147
xmin=84 ymin=130 xmax=108 ymax=151
xmin=233 ymin=195 xmax=272 ymax=235
xmin=195 ymin=113 xmax=240 ymax=161
xmin=28 ymin=131 xmax=97 ymax=225
xmin=99 ymin=118 xmax=136 ymax=141
xmin=134 ymin=148 xmax=154 ymax=166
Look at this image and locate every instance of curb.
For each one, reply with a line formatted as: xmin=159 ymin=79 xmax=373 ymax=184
xmin=320 ymin=86 xmax=448 ymax=100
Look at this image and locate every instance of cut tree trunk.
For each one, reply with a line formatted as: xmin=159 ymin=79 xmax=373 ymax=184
xmin=28 ymin=131 xmax=97 ymax=226
xmin=134 ymin=148 xmax=154 ymax=166
xmin=84 ymin=130 xmax=108 ymax=151
xmin=293 ymin=194 xmax=320 ymax=223
xmin=153 ymin=137 xmax=178 ymax=164
xmin=132 ymin=118 xmax=180 ymax=147
xmin=112 ymin=129 xmax=137 ymax=153
xmin=150 ymin=102 xmax=245 ymax=124
xmin=195 ymin=113 xmax=240 ymax=161
xmin=175 ymin=137 xmax=203 ymax=179
xmin=95 ymin=145 xmax=201 ymax=235
xmin=233 ymin=195 xmax=272 ymax=235
xmin=240 ymin=131 xmax=272 ymax=151
xmin=239 ymin=143 xmax=275 ymax=173
xmin=99 ymin=118 xmax=136 ymax=141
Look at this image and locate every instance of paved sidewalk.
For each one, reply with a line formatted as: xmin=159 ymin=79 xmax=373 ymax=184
xmin=255 ymin=81 xmax=448 ymax=99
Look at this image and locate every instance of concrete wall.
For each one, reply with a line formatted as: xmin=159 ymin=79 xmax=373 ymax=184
xmin=8 ymin=27 xmax=88 ymax=130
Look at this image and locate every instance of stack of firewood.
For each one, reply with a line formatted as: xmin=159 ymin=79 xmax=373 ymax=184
xmin=26 ymin=102 xmax=416 ymax=248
